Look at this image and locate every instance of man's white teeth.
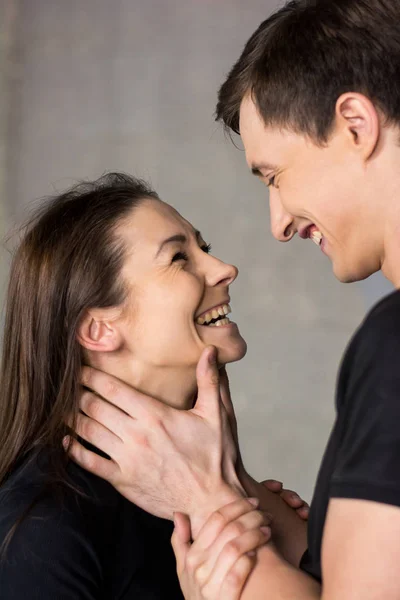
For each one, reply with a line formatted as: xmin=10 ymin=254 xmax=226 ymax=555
xmin=196 ymin=304 xmax=231 ymax=325
xmin=311 ymin=231 xmax=323 ymax=246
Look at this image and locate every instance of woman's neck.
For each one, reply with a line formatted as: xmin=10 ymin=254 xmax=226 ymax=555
xmin=87 ymin=352 xmax=198 ymax=410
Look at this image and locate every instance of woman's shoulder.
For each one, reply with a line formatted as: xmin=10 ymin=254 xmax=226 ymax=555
xmin=0 ymin=448 xmax=121 ymax=545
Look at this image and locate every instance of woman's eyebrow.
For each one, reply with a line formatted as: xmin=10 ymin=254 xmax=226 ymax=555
xmin=155 ymin=230 xmax=203 ymax=258
xmin=155 ymin=234 xmax=187 ymax=258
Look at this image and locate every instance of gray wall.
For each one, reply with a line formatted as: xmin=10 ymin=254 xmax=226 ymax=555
xmin=1 ymin=0 xmax=391 ymax=500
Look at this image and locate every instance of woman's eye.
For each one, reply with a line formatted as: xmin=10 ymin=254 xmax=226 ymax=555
xmin=202 ymin=243 xmax=212 ymax=254
xmin=172 ymin=251 xmax=189 ymax=263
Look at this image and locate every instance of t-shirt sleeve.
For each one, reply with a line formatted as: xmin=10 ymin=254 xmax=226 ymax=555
xmin=330 ymin=309 xmax=400 ymax=506
xmin=0 ymin=488 xmax=104 ymax=600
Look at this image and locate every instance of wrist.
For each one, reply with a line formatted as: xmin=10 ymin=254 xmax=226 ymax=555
xmin=190 ymin=482 xmax=246 ymax=539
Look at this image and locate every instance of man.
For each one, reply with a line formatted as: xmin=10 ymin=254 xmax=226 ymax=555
xmin=69 ymin=0 xmax=400 ymax=597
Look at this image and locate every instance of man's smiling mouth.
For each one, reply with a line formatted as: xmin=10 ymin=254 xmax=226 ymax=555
xmin=195 ymin=304 xmax=232 ymax=327
xmin=299 ymin=224 xmax=323 ymax=246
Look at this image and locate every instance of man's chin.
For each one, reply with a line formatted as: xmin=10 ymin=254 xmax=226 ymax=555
xmin=333 ymin=261 xmax=378 ymax=284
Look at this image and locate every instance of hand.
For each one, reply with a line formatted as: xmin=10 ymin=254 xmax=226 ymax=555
xmin=172 ymin=497 xmax=272 ymax=600
xmin=262 ymin=480 xmax=309 ymax=520
xmin=65 ymin=346 xmax=244 ymax=531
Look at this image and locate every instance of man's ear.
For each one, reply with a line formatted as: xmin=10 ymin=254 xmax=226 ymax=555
xmin=77 ymin=308 xmax=123 ymax=353
xmin=335 ymin=92 xmax=380 ymax=160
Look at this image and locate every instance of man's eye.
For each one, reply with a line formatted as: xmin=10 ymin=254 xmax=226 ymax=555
xmin=172 ymin=251 xmax=189 ymax=263
xmin=201 ymin=243 xmax=212 ymax=254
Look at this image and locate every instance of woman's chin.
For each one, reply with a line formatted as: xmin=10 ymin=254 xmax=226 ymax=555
xmin=195 ymin=321 xmax=247 ymax=365
xmin=215 ymin=337 xmax=247 ymax=365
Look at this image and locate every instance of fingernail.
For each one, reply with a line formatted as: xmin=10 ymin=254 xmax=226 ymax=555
xmin=208 ymin=347 xmax=217 ymax=365
xmin=260 ymin=526 xmax=271 ymax=537
xmin=290 ymin=493 xmax=300 ymax=500
xmin=62 ymin=436 xmax=70 ymax=450
xmin=247 ymin=550 xmax=256 ymax=557
xmin=248 ymin=497 xmax=259 ymax=507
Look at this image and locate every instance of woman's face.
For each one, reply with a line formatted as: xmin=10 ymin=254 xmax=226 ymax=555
xmin=116 ymin=198 xmax=247 ymax=369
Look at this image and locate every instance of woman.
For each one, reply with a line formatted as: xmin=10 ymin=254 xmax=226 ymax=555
xmin=0 ymin=173 xmax=306 ymax=599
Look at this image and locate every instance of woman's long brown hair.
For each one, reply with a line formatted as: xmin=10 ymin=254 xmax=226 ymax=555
xmin=0 ymin=172 xmax=159 ymax=492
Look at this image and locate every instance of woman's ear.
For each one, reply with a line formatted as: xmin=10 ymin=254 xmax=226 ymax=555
xmin=335 ymin=92 xmax=380 ymax=160
xmin=77 ymin=308 xmax=123 ymax=353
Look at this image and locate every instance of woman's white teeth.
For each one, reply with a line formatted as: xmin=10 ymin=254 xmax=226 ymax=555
xmin=196 ymin=304 xmax=231 ymax=325
xmin=209 ymin=318 xmax=231 ymax=327
xmin=311 ymin=230 xmax=323 ymax=246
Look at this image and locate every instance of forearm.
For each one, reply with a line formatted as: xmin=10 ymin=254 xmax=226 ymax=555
xmin=242 ymin=473 xmax=308 ymax=567
xmin=241 ymin=543 xmax=321 ymax=600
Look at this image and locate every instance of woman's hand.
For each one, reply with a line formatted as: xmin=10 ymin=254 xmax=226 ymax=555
xmin=171 ymin=497 xmax=272 ymax=600
xmin=262 ymin=479 xmax=309 ymax=520
xmin=66 ymin=346 xmax=244 ymax=533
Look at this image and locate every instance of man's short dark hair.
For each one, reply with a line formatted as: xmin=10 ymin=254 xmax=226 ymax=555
xmin=216 ymin=0 xmax=400 ymax=143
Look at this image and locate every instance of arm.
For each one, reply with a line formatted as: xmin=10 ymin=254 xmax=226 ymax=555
xmin=176 ymin=497 xmax=400 ymax=600
xmin=219 ymin=366 xmax=308 ymax=566
xmin=239 ymin=497 xmax=400 ymax=599
xmin=241 ymin=473 xmax=308 ymax=567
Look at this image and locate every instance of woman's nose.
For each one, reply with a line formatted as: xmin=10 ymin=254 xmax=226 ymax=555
xmin=205 ymin=255 xmax=238 ymax=288
xmin=269 ymin=189 xmax=295 ymax=242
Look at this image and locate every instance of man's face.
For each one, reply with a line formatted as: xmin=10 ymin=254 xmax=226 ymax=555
xmin=239 ymin=94 xmax=383 ymax=283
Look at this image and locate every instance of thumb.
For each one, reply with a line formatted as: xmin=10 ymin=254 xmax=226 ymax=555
xmin=219 ymin=366 xmax=239 ymax=445
xmin=171 ymin=512 xmax=192 ymax=573
xmin=193 ymin=346 xmax=221 ymax=418
xmin=219 ymin=367 xmax=234 ymax=418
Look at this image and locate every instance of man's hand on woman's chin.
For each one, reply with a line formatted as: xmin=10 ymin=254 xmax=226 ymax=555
xmin=65 ymin=346 xmax=245 ymax=532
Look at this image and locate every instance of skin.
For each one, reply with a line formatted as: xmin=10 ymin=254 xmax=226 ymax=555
xmin=174 ymin=92 xmax=400 ymax=598
xmin=67 ymin=89 xmax=400 ymax=598
xmin=78 ymin=198 xmax=247 ymax=410
xmin=73 ymin=197 xmax=307 ymax=536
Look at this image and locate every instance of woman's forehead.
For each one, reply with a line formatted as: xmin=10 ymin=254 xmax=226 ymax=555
xmin=117 ymin=198 xmax=196 ymax=249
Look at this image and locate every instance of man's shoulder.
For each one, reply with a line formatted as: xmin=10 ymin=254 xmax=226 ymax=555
xmin=348 ymin=289 xmax=400 ymax=356
xmin=362 ymin=288 xmax=400 ymax=331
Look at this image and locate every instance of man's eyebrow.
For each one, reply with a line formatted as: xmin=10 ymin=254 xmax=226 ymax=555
xmin=155 ymin=230 xmax=202 ymax=258
xmin=251 ymin=163 xmax=278 ymax=176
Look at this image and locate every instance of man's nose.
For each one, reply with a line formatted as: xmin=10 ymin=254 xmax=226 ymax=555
xmin=269 ymin=189 xmax=295 ymax=242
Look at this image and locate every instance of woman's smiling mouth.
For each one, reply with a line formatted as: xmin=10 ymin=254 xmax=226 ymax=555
xmin=195 ymin=303 xmax=232 ymax=327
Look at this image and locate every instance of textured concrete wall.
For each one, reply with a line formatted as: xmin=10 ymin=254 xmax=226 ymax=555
xmin=0 ymin=0 xmax=19 ymax=320
xmin=2 ymin=0 xmax=383 ymax=500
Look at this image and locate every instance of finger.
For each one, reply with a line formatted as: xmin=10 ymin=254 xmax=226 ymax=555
xmin=195 ymin=509 xmax=270 ymax=584
xmin=218 ymin=553 xmax=256 ymax=600
xmin=80 ymin=390 xmax=130 ymax=439
xmin=74 ymin=413 xmax=123 ymax=457
xmin=261 ymin=479 xmax=283 ymax=493
xmin=81 ymin=366 xmax=165 ymax=419
xmin=296 ymin=505 xmax=310 ymax=520
xmin=171 ymin=512 xmax=192 ymax=574
xmin=66 ymin=436 xmax=119 ymax=481
xmin=205 ymin=528 xmax=271 ymax=597
xmin=193 ymin=346 xmax=221 ymax=420
xmin=192 ymin=497 xmax=259 ymax=553
xmin=280 ymin=489 xmax=305 ymax=509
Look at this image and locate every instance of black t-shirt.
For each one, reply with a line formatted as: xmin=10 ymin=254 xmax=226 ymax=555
xmin=300 ymin=289 xmax=400 ymax=582
xmin=0 ymin=450 xmax=184 ymax=599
